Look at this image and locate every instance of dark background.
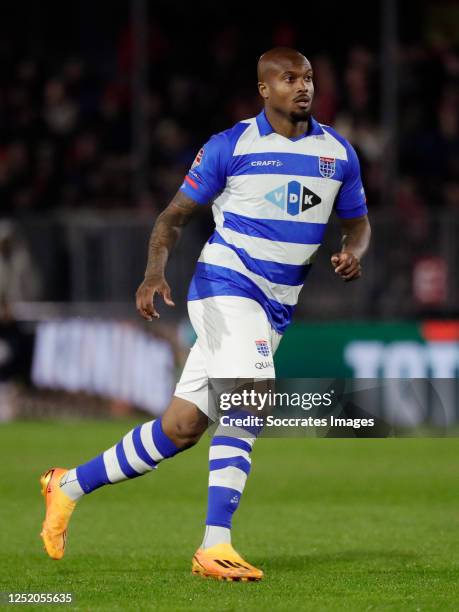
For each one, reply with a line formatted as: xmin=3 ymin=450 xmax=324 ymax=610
xmin=0 ymin=0 xmax=458 ymax=318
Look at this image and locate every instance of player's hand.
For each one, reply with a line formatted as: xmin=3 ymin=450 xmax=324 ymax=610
xmin=136 ymin=275 xmax=175 ymax=321
xmin=331 ymin=251 xmax=361 ymax=282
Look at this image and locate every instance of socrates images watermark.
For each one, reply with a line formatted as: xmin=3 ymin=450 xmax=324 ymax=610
xmin=219 ymin=414 xmax=375 ymax=429
xmin=217 ymin=388 xmax=375 ymax=430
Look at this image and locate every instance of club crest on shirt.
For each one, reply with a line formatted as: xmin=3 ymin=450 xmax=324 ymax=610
xmin=318 ymin=156 xmax=336 ymax=178
xmin=255 ymin=339 xmax=270 ymax=357
xmin=191 ymin=147 xmax=204 ymax=169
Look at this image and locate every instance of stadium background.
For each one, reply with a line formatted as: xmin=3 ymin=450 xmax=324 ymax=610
xmin=1 ymin=0 xmax=458 ymax=418
xmin=0 ymin=2 xmax=458 ymax=610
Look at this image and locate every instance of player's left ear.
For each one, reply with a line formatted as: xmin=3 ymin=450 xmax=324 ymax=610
xmin=258 ymin=82 xmax=269 ymax=100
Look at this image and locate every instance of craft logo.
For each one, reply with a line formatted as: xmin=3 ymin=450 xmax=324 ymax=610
xmin=255 ymin=339 xmax=270 ymax=357
xmin=318 ymin=156 xmax=336 ymax=178
xmin=264 ymin=181 xmax=322 ymax=216
xmin=251 ymin=159 xmax=283 ymax=167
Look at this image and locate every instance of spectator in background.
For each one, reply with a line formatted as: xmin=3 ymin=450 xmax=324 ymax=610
xmin=0 ymin=298 xmax=33 ymax=420
xmin=1 ymin=32 xmax=457 ymax=216
xmin=0 ymin=220 xmax=42 ymax=303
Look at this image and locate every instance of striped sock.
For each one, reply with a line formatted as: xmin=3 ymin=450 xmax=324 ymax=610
xmin=201 ymin=423 xmax=256 ymax=549
xmin=60 ymin=418 xmax=180 ymax=499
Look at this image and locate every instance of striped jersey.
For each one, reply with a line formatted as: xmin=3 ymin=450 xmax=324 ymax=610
xmin=180 ymin=109 xmax=367 ymax=334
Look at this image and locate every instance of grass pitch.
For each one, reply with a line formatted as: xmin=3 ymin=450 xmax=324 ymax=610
xmin=0 ymin=420 xmax=458 ymax=611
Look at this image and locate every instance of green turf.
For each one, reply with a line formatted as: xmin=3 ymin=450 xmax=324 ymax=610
xmin=0 ymin=420 xmax=458 ymax=611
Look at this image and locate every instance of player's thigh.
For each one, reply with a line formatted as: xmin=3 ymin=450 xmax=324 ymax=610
xmin=174 ymin=339 xmax=212 ymax=418
xmin=188 ymin=296 xmax=276 ymax=379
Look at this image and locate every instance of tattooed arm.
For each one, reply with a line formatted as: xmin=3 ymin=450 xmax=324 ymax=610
xmin=136 ymin=190 xmax=199 ymax=320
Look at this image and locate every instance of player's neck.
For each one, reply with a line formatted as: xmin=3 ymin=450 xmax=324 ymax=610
xmin=264 ymin=107 xmax=309 ymax=139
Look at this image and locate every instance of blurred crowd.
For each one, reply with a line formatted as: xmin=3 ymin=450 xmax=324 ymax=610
xmin=0 ymin=20 xmax=457 ymax=218
xmin=0 ymin=3 xmax=457 ymax=418
xmin=0 ymin=7 xmax=458 ymax=322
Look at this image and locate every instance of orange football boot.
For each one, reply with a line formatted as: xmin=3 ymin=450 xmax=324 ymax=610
xmin=39 ymin=468 xmax=77 ymax=560
xmin=192 ymin=543 xmax=263 ymax=581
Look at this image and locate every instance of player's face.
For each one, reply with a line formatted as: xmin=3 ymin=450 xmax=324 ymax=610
xmin=263 ymin=61 xmax=314 ymax=122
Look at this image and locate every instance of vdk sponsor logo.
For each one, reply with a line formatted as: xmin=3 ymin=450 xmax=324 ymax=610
xmin=264 ymin=180 xmax=321 ymax=216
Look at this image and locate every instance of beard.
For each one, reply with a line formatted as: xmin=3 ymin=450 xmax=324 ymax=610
xmin=289 ymin=108 xmax=311 ymax=123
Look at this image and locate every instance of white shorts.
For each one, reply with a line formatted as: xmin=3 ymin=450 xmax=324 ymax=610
xmin=174 ymin=296 xmax=282 ymax=417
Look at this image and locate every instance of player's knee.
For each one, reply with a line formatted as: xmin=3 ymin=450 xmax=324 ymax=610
xmin=167 ymin=418 xmax=205 ymax=449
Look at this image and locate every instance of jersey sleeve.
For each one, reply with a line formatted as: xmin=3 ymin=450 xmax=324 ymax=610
xmin=334 ymin=143 xmax=368 ymax=218
xmin=179 ymin=133 xmax=230 ymax=205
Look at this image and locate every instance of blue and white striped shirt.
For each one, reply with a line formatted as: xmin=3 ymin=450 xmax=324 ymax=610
xmin=180 ymin=109 xmax=367 ymax=334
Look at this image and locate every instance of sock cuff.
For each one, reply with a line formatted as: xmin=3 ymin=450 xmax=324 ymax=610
xmin=211 ymin=436 xmax=253 ymax=453
xmin=152 ymin=418 xmax=180 ymax=458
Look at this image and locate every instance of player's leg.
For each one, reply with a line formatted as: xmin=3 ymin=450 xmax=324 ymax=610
xmin=61 ymin=395 xmax=208 ymax=499
xmin=181 ymin=296 xmax=282 ymax=580
xmin=40 ymin=344 xmax=209 ymax=560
